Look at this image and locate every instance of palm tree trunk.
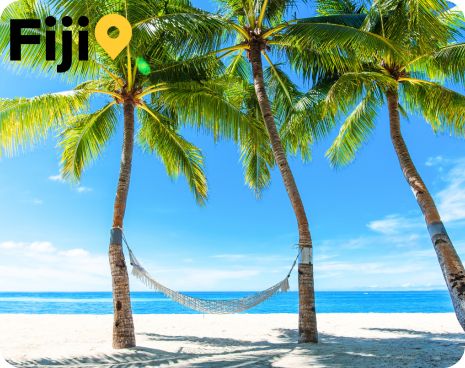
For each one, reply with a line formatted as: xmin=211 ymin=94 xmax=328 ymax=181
xmin=249 ymin=42 xmax=318 ymax=343
xmin=387 ymin=89 xmax=465 ymax=330
xmin=109 ymin=99 xmax=136 ymax=348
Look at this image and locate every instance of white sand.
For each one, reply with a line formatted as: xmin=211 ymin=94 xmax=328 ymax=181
xmin=0 ymin=314 xmax=464 ymax=367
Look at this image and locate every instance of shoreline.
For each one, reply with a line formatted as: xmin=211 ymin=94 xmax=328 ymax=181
xmin=1 ymin=313 xmax=464 ymax=367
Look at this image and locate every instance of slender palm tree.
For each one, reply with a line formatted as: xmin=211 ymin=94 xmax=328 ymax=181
xmin=0 ymin=0 xmax=252 ymax=348
xmin=169 ymin=0 xmax=397 ymax=342
xmin=311 ymin=0 xmax=465 ymax=330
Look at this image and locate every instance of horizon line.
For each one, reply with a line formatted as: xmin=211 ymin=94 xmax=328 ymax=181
xmin=0 ymin=289 xmax=449 ymax=293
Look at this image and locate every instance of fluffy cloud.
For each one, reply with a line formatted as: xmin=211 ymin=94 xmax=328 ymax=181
xmin=0 ymin=239 xmax=277 ymax=291
xmin=368 ymin=215 xmax=422 ymax=236
xmin=76 ymin=186 xmax=93 ymax=194
xmin=49 ymin=174 xmax=93 ymax=194
xmin=317 ymin=157 xmax=465 ymax=290
xmin=0 ymin=241 xmax=55 ymax=253
xmin=368 ymin=158 xmax=465 ymax=234
xmin=58 ymin=248 xmax=90 ymax=257
xmin=436 ymin=159 xmax=465 ymax=223
xmin=48 ymin=174 xmax=65 ymax=183
xmin=0 ymin=241 xmax=110 ymax=291
xmin=303 ymin=157 xmax=465 ymax=290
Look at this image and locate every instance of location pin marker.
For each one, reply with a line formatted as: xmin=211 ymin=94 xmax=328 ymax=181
xmin=95 ymin=14 xmax=132 ymax=60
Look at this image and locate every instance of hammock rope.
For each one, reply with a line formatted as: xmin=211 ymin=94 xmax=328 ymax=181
xmin=121 ymin=231 xmax=300 ymax=314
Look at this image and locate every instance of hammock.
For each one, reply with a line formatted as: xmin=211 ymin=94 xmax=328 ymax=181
xmin=123 ymin=234 xmax=299 ymax=314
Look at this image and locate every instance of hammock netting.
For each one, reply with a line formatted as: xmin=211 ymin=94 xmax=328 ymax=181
xmin=127 ymin=247 xmax=293 ymax=314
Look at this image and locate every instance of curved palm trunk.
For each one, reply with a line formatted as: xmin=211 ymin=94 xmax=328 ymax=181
xmin=249 ymin=43 xmax=318 ymax=343
xmin=387 ymin=89 xmax=465 ymax=330
xmin=109 ymin=100 xmax=136 ymax=348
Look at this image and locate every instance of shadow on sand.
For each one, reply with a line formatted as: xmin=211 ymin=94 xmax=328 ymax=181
xmin=9 ymin=328 xmax=465 ymax=368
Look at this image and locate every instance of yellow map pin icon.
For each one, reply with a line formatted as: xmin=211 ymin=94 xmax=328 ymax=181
xmin=95 ymin=14 xmax=132 ymax=60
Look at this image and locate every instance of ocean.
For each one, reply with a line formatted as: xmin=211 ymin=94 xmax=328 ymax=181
xmin=0 ymin=291 xmax=454 ymax=314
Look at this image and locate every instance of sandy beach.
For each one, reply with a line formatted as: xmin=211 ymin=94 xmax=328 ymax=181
xmin=0 ymin=313 xmax=463 ymax=367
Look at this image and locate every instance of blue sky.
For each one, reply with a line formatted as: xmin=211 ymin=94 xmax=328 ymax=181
xmin=1 ymin=0 xmax=465 ymax=292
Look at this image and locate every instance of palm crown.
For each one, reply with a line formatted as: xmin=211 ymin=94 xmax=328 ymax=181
xmin=0 ymin=0 xmax=267 ymax=204
xmin=187 ymin=0 xmax=402 ymax=91
xmin=320 ymin=0 xmax=465 ymax=165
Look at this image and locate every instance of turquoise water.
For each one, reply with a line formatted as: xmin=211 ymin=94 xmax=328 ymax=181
xmin=0 ymin=291 xmax=454 ymax=314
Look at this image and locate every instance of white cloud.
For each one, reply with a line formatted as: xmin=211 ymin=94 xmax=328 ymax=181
xmin=436 ymin=159 xmax=465 ymax=223
xmin=77 ymin=186 xmax=92 ymax=193
xmin=58 ymin=248 xmax=89 ymax=257
xmin=0 ymin=241 xmax=22 ymax=250
xmin=151 ymin=267 xmax=261 ymax=291
xmin=0 ymin=239 xmax=272 ymax=291
xmin=211 ymin=254 xmax=247 ymax=260
xmin=0 ymin=241 xmax=55 ymax=253
xmin=28 ymin=242 xmax=55 ymax=253
xmin=0 ymin=241 xmax=110 ymax=291
xmin=315 ymin=157 xmax=465 ymax=290
xmin=369 ymin=158 xmax=465 ymax=231
xmin=317 ymin=261 xmax=425 ymax=276
xmin=20 ymin=197 xmax=44 ymax=206
xmin=367 ymin=215 xmax=422 ymax=236
xmin=49 ymin=174 xmax=93 ymax=194
xmin=425 ymin=155 xmax=448 ymax=167
xmin=48 ymin=174 xmax=65 ymax=182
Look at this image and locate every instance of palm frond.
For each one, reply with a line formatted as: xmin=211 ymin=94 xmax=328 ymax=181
xmin=0 ymin=91 xmax=88 ymax=156
xmin=60 ymin=102 xmax=118 ymax=181
xmin=280 ymin=87 xmax=333 ymax=160
xmin=137 ymin=104 xmax=208 ymax=205
xmin=401 ymin=78 xmax=465 ymax=136
xmin=263 ymin=60 xmax=300 ymax=123
xmin=225 ymin=51 xmax=251 ymax=81
xmin=155 ymin=79 xmax=245 ymax=141
xmin=281 ymin=20 xmax=400 ymax=62
xmin=406 ymin=43 xmax=465 ymax=84
xmin=325 ymin=71 xmax=395 ymax=116
xmin=239 ymin=119 xmax=275 ymax=197
xmin=326 ymin=88 xmax=382 ymax=166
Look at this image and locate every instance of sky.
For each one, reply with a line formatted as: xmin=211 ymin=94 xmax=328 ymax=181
xmin=0 ymin=0 xmax=465 ymax=292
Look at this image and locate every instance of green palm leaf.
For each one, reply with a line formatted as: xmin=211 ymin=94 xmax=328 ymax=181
xmin=326 ymin=88 xmax=382 ymax=166
xmin=325 ymin=71 xmax=395 ymax=115
xmin=280 ymin=20 xmax=400 ymax=60
xmin=401 ymin=78 xmax=465 ymax=136
xmin=239 ymin=121 xmax=275 ymax=196
xmin=137 ymin=104 xmax=208 ymax=205
xmin=0 ymin=91 xmax=88 ymax=156
xmin=60 ymin=102 xmax=118 ymax=181
xmin=156 ymin=79 xmax=245 ymax=141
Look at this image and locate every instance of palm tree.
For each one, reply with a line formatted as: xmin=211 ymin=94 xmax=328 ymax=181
xmin=314 ymin=0 xmax=465 ymax=330
xmin=173 ymin=0 xmax=398 ymax=342
xmin=0 ymin=0 xmax=251 ymax=348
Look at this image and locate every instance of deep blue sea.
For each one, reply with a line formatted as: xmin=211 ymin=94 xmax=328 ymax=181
xmin=0 ymin=291 xmax=454 ymax=314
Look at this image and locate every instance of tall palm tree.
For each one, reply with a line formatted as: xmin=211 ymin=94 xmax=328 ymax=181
xmin=0 ymin=0 xmax=251 ymax=348
xmin=172 ymin=0 xmax=397 ymax=342
xmin=311 ymin=0 xmax=465 ymax=330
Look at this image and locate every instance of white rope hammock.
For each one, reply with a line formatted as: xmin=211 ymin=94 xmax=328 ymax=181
xmin=123 ymin=234 xmax=299 ymax=314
